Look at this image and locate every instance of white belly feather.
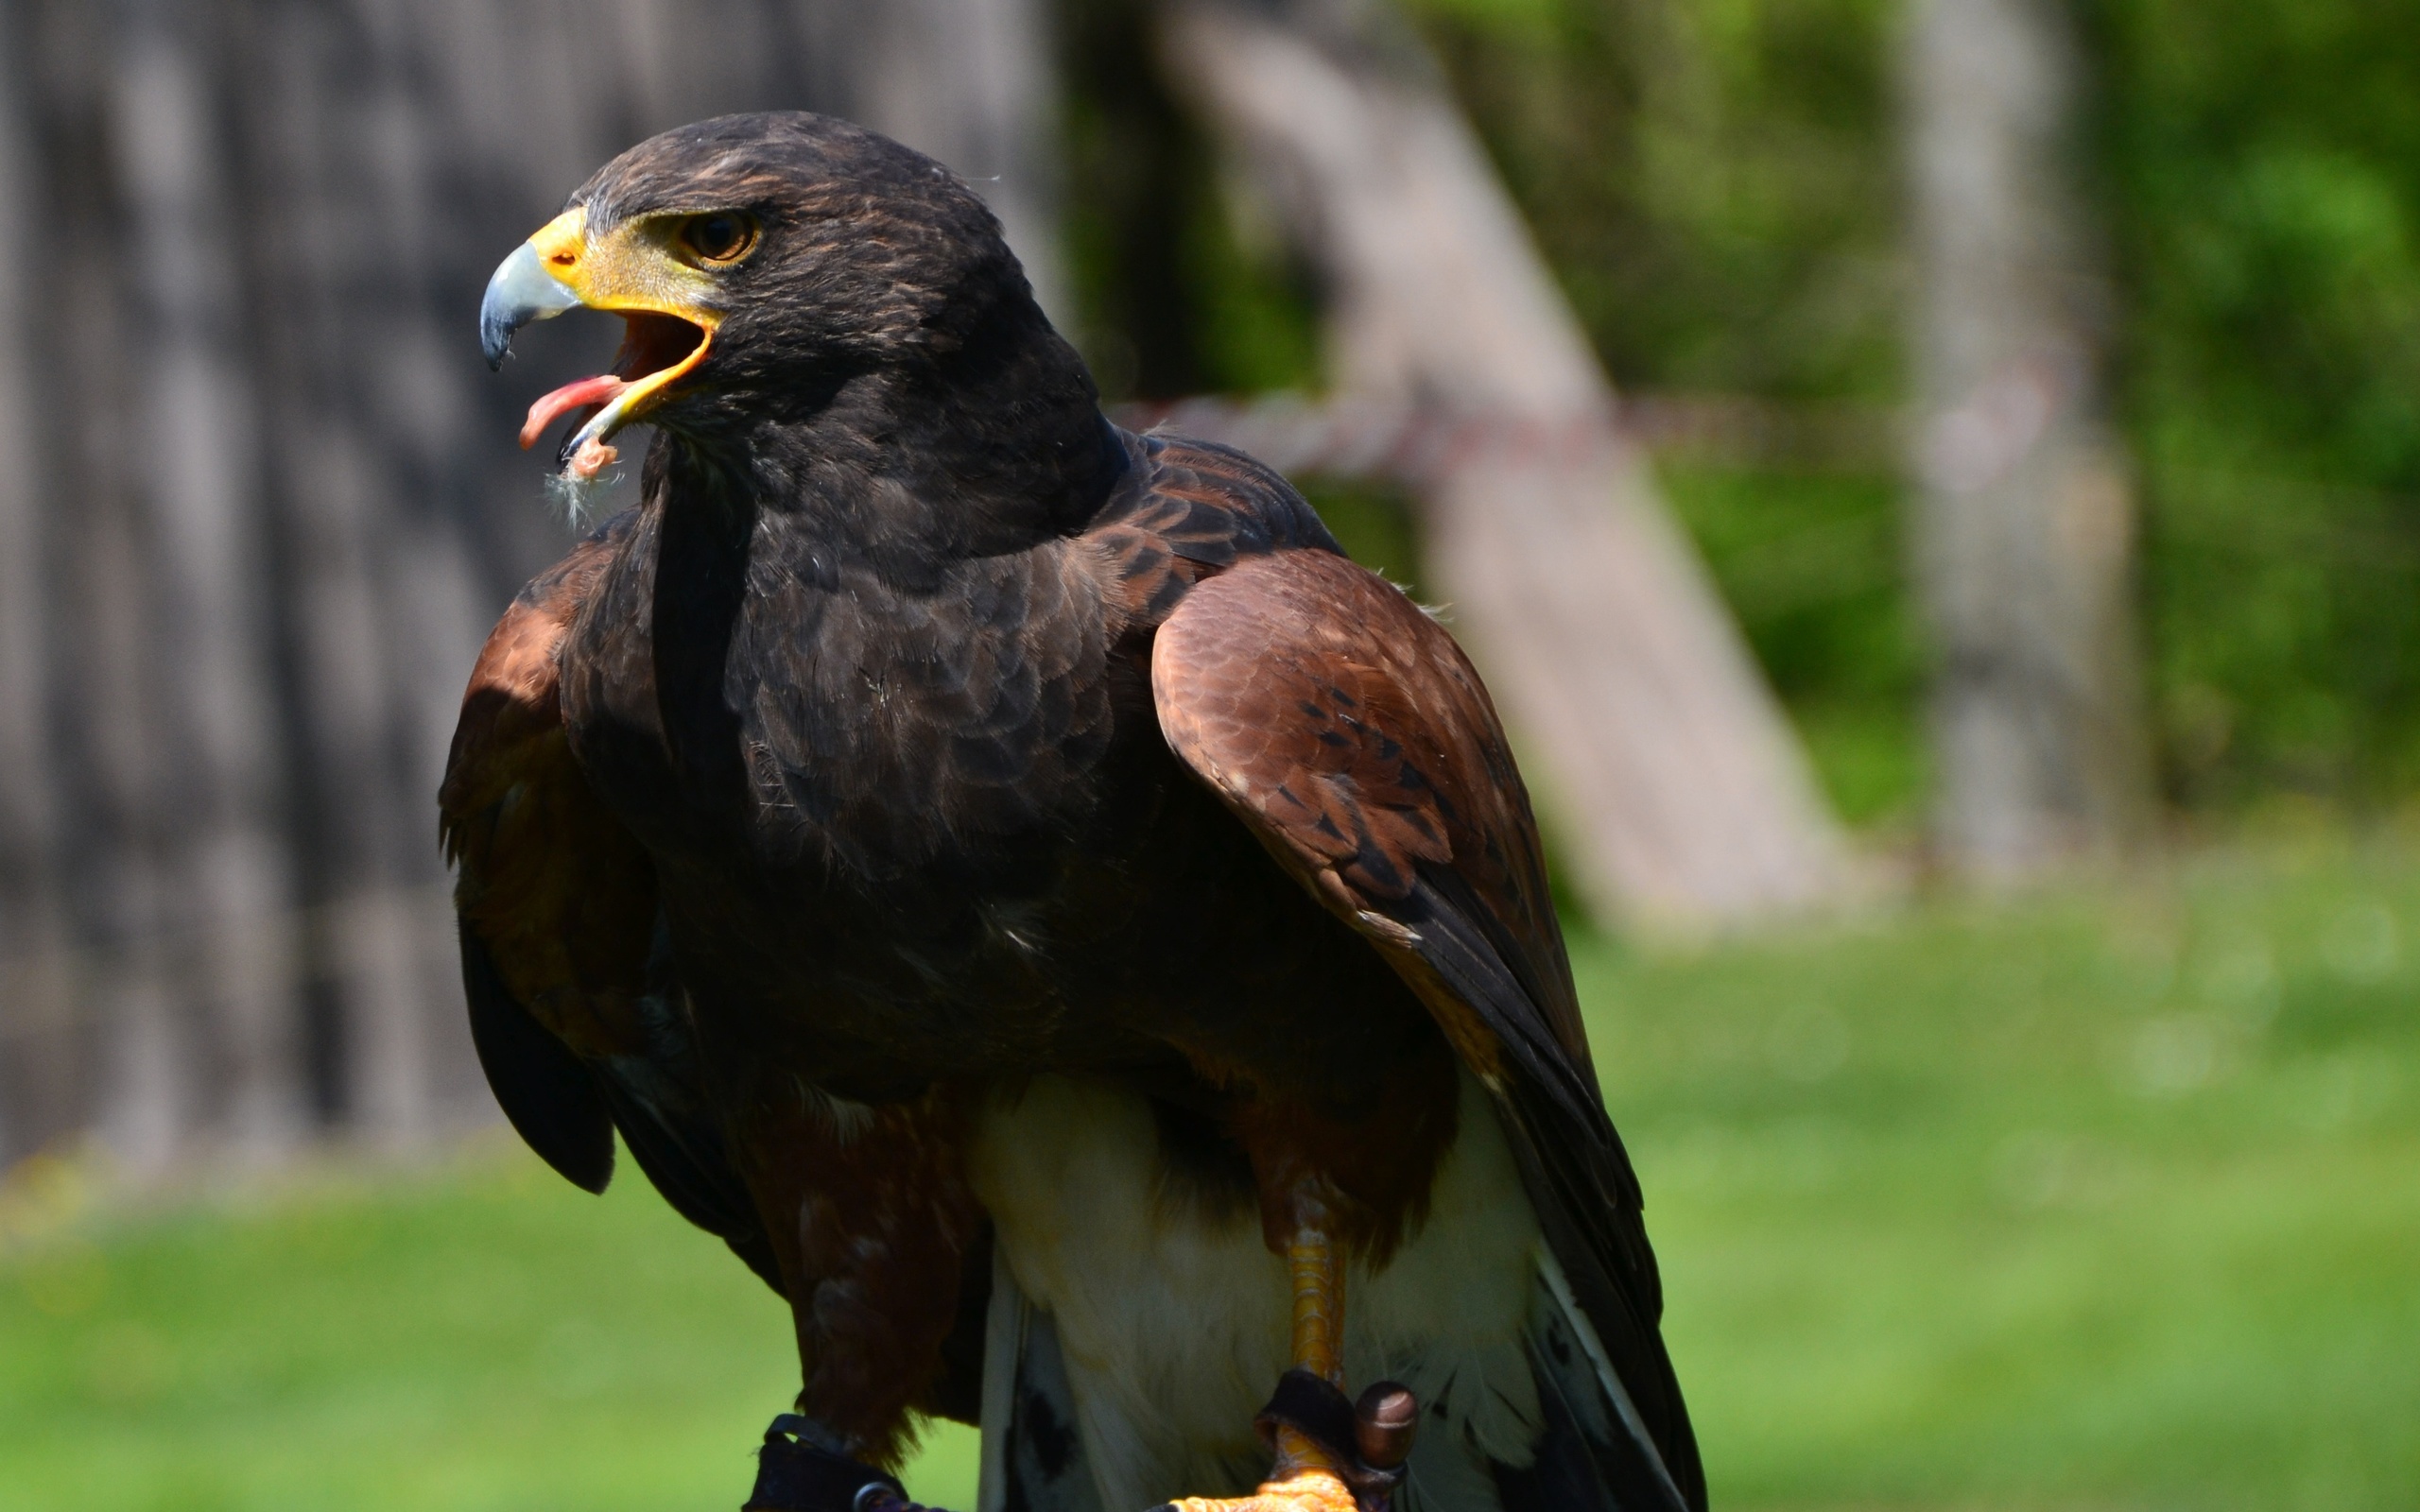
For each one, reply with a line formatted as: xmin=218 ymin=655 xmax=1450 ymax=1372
xmin=966 ymin=1071 xmax=1547 ymax=1512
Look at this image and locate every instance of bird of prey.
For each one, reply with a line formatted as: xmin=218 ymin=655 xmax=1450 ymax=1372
xmin=444 ymin=112 xmax=1702 ymax=1512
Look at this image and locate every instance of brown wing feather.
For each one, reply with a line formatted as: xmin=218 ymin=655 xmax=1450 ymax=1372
xmin=1152 ymin=548 xmax=1703 ymax=1509
xmin=1151 ymin=550 xmax=1585 ymax=1080
xmin=441 ymin=521 xmax=657 ymax=1061
xmin=440 ymin=522 xmax=652 ymax=1197
xmin=441 ymin=514 xmax=780 ymax=1292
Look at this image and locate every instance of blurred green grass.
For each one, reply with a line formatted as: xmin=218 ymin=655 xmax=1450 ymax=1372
xmin=4 ymin=839 xmax=2416 ymax=1511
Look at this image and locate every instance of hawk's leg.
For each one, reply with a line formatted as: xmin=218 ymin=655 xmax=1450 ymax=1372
xmin=727 ymin=1086 xmax=983 ymax=1478
xmin=1155 ymin=1216 xmax=1417 ymax=1512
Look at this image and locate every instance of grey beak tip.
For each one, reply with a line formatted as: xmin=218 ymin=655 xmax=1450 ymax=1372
xmin=478 ymin=239 xmax=581 ymax=371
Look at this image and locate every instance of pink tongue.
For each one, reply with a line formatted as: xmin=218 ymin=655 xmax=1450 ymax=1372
xmin=520 ymin=372 xmax=627 ymax=450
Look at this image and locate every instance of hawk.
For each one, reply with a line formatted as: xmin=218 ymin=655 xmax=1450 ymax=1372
xmin=444 ymin=112 xmax=1702 ymax=1512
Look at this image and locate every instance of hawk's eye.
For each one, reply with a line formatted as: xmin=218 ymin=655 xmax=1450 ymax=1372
xmin=680 ymin=213 xmax=756 ymax=266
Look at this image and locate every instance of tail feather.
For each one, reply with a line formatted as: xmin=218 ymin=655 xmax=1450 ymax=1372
xmin=1512 ymin=1247 xmax=1695 ymax=1511
xmin=978 ymin=1252 xmax=1104 ymax=1512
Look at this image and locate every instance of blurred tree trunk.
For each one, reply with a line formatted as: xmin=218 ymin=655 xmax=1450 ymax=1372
xmin=17 ymin=0 xmax=206 ymax=1175
xmin=1155 ymin=0 xmax=1851 ymax=932
xmin=110 ymin=0 xmax=305 ymax=1164
xmin=224 ymin=0 xmax=482 ymax=1150
xmin=1903 ymin=0 xmax=2150 ymax=878
xmin=0 ymin=10 xmax=77 ymax=1168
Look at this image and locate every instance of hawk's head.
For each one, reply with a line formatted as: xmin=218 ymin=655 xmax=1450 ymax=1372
xmin=481 ymin=112 xmax=1046 ymax=480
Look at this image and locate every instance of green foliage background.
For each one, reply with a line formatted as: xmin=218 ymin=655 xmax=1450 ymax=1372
xmin=2094 ymin=0 xmax=2420 ymax=808
xmin=1065 ymin=0 xmax=2420 ymax=826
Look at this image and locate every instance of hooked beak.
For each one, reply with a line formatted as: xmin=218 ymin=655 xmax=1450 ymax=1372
xmin=478 ymin=206 xmax=719 ymax=477
xmin=480 ymin=238 xmax=581 ymax=369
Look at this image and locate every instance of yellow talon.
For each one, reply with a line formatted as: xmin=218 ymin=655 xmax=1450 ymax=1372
xmin=1159 ymin=1466 xmax=1359 ymax=1512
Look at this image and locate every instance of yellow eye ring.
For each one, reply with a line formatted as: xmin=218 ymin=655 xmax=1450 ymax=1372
xmin=679 ymin=212 xmax=757 ymax=266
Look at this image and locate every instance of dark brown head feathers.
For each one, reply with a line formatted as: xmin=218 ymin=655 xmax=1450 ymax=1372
xmin=576 ymin=112 xmax=1030 ymax=372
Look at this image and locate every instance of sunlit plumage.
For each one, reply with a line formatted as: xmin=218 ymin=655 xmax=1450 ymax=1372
xmin=441 ymin=112 xmax=1701 ymax=1512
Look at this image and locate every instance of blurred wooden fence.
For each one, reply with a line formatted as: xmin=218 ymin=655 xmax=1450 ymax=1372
xmin=0 ymin=0 xmax=1060 ymax=1175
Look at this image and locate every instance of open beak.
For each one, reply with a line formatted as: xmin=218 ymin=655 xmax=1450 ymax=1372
xmin=478 ymin=206 xmax=718 ymax=477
